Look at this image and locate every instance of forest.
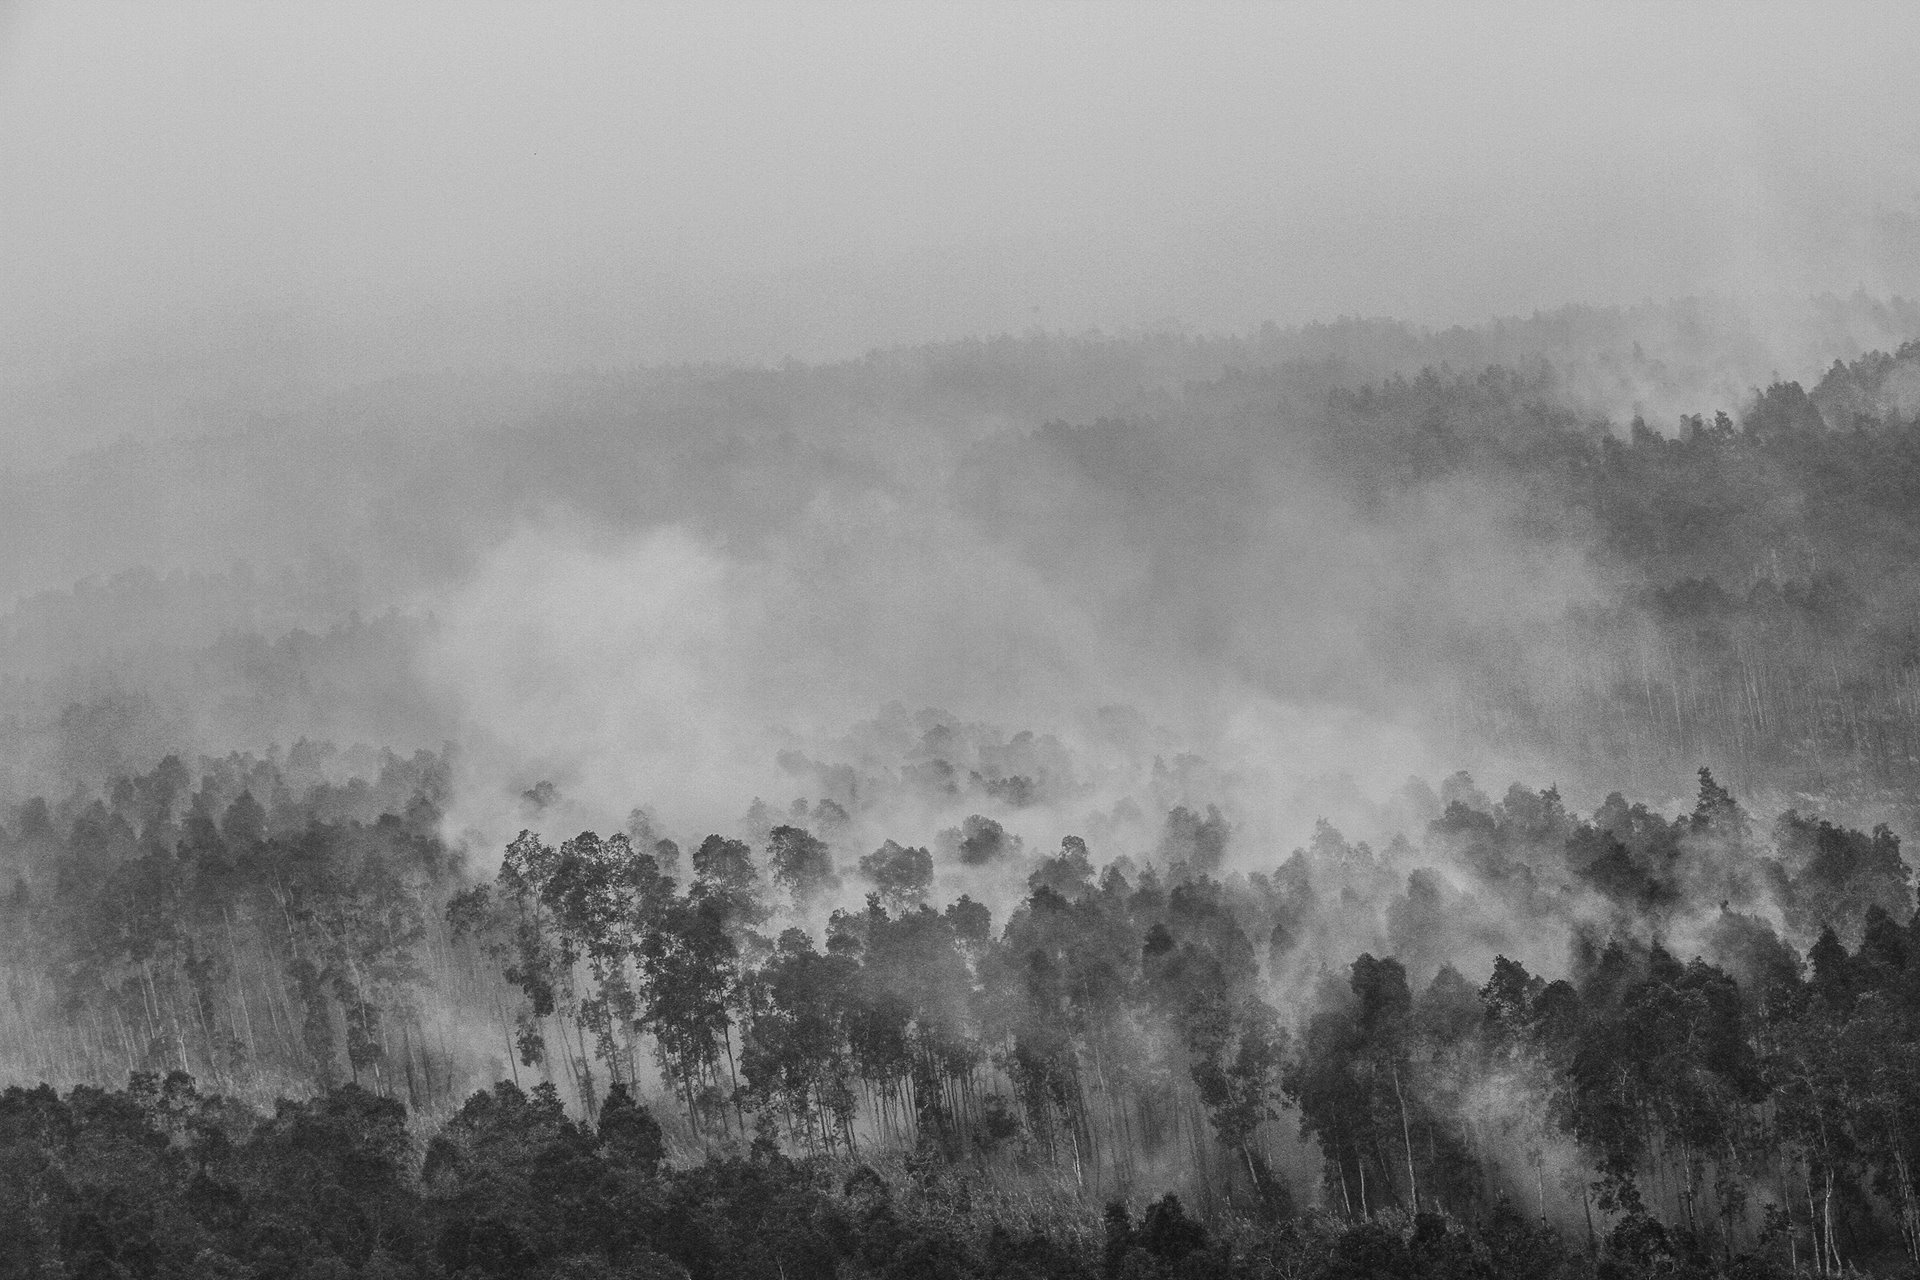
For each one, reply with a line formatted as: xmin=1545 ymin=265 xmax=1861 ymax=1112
xmin=5 ymin=745 xmax=1920 ymax=1278
xmin=12 ymin=303 xmax=1920 ymax=1276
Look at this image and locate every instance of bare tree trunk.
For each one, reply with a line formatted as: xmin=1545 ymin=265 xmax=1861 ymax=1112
xmin=1825 ymin=1168 xmax=1841 ymax=1275
xmin=494 ymin=992 xmax=519 ymax=1087
xmin=1808 ymin=1169 xmax=1823 ymax=1278
xmin=1391 ymin=1063 xmax=1419 ymax=1213
xmin=224 ymin=908 xmax=258 ymax=1064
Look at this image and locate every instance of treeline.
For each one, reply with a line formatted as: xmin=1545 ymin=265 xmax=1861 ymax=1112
xmin=21 ymin=318 xmax=1920 ymax=816
xmin=12 ymin=305 xmax=1920 ymax=787
xmin=13 ymin=743 xmax=1920 ymax=1272
xmin=0 ymin=744 xmax=468 ymax=1102
xmin=449 ymin=771 xmax=1920 ymax=1272
xmin=1309 ymin=341 xmax=1920 ymax=802
xmin=0 ymin=1068 xmax=1609 ymax=1280
xmin=962 ymin=337 xmax=1920 ymax=805
xmin=1308 ymin=345 xmax=1920 ymax=800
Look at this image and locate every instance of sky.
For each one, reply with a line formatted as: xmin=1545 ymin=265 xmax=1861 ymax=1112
xmin=2 ymin=2 xmax=1920 ymax=438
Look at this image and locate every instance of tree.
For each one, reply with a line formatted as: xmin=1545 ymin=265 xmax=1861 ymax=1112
xmin=858 ymin=840 xmax=933 ymax=914
xmin=767 ymin=826 xmax=840 ymax=910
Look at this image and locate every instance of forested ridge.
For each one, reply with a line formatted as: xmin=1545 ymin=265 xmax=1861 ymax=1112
xmin=4 ymin=743 xmax=1920 ymax=1276
xmin=960 ymin=333 xmax=1920 ymax=810
xmin=16 ymin=310 xmax=1920 ymax=1276
xmin=19 ymin=306 xmax=1920 ymax=811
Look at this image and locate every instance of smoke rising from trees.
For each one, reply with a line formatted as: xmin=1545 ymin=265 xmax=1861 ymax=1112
xmin=10 ymin=8 xmax=1920 ymax=1276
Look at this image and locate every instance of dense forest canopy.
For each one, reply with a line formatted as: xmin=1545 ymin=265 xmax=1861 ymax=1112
xmin=14 ymin=300 xmax=1920 ymax=1276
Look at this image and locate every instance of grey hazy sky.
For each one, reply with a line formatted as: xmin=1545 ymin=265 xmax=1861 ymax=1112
xmin=3 ymin=2 xmax=1919 ymax=377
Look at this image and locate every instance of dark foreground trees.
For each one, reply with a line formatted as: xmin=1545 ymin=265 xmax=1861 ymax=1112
xmin=0 ymin=1069 xmax=1791 ymax=1280
xmin=431 ymin=778 xmax=1920 ymax=1275
xmin=17 ymin=747 xmax=1920 ymax=1274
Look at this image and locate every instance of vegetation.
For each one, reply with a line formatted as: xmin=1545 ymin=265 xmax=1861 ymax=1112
xmin=17 ymin=315 xmax=1920 ymax=1273
xmin=3 ymin=739 xmax=1920 ymax=1275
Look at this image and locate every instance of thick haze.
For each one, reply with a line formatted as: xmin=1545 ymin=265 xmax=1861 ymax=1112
xmin=5 ymin=4 xmax=1920 ymax=465
xmin=15 ymin=15 xmax=1920 ymax=1244
xmin=5 ymin=3 xmax=1920 ymax=851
